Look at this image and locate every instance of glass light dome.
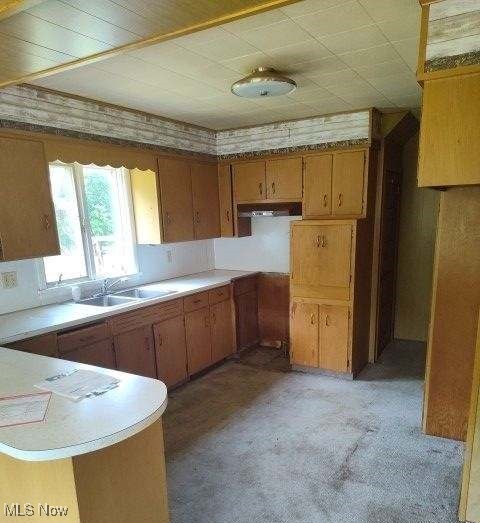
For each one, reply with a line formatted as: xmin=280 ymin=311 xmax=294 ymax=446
xmin=231 ymin=67 xmax=297 ymax=98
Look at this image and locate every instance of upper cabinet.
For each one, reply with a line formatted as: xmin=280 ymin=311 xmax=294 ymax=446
xmin=418 ymin=74 xmax=480 ymax=187
xmin=303 ymin=150 xmax=366 ymax=219
xmin=0 ymin=136 xmax=59 ymax=261
xmin=233 ymin=157 xmax=303 ymax=203
xmin=132 ymin=157 xmax=221 ymax=244
xmin=218 ymin=164 xmax=234 ymax=237
xmin=191 ymin=161 xmax=220 ymax=240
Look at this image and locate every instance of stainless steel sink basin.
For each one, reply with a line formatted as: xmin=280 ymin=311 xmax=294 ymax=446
xmin=79 ymin=295 xmax=139 ymax=307
xmin=114 ymin=288 xmax=176 ymax=299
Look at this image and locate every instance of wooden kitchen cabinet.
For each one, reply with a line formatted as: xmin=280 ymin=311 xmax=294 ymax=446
xmin=303 ymin=154 xmax=332 ymax=218
xmin=290 ymin=300 xmax=350 ymax=373
xmin=218 ymin=164 xmax=234 ymax=237
xmin=154 ymin=315 xmax=188 ymax=388
xmin=185 ymin=307 xmax=212 ymax=375
xmin=157 ymin=157 xmax=194 ymax=242
xmin=63 ymin=339 xmax=116 ymax=369
xmin=191 ymin=161 xmax=220 ymax=239
xmin=233 ymin=160 xmax=266 ymax=202
xmin=303 ymin=150 xmax=366 ymax=219
xmin=290 ymin=301 xmax=318 ymax=367
xmin=5 ymin=333 xmax=58 ymax=358
xmin=114 ymin=325 xmax=157 ymax=378
xmin=332 ymin=151 xmax=365 ymax=216
xmin=210 ymin=299 xmax=234 ymax=363
xmin=234 ymin=276 xmax=259 ymax=350
xmin=0 ymin=135 xmax=59 ymax=261
xmin=265 ymin=157 xmax=303 ymax=200
xmin=291 ymin=221 xmax=353 ymax=300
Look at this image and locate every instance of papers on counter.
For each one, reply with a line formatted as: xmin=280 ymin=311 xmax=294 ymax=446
xmin=35 ymin=369 xmax=120 ymax=401
xmin=0 ymin=391 xmax=51 ymax=428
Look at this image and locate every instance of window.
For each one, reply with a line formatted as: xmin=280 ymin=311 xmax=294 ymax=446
xmin=42 ymin=162 xmax=137 ymax=287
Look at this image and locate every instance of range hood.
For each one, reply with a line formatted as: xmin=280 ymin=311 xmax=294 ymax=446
xmin=237 ymin=202 xmax=301 ymax=218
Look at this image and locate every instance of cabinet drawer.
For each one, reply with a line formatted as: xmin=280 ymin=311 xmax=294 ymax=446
xmin=184 ymin=291 xmax=209 ymax=312
xmin=209 ymin=285 xmax=230 ymax=305
xmin=109 ymin=299 xmax=183 ymax=335
xmin=233 ymin=276 xmax=257 ymax=296
xmin=58 ymin=323 xmax=109 ymax=354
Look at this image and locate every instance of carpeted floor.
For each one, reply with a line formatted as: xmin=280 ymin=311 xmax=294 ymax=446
xmin=163 ymin=341 xmax=464 ymax=523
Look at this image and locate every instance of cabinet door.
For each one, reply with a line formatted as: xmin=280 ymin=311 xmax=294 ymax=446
xmin=265 ymin=157 xmax=303 ymax=200
xmin=0 ymin=136 xmax=59 ymax=261
xmin=303 ymin=154 xmax=332 ymax=218
xmin=290 ymin=301 xmax=318 ymax=367
xmin=191 ymin=162 xmax=220 ymax=239
xmin=63 ymin=339 xmax=116 ymax=370
xmin=235 ymin=290 xmax=259 ymax=349
xmin=130 ymin=168 xmax=162 ymax=244
xmin=211 ymin=299 xmax=234 ymax=363
xmin=218 ymin=164 xmax=234 ymax=237
xmin=185 ymin=307 xmax=212 ymax=375
xmin=157 ymin=157 xmax=194 ymax=242
xmin=332 ymin=151 xmax=365 ymax=216
xmin=233 ymin=161 xmax=266 ymax=202
xmin=291 ymin=223 xmax=352 ymax=299
xmin=6 ymin=333 xmax=58 ymax=358
xmin=319 ymin=305 xmax=349 ymax=372
xmin=114 ymin=326 xmax=157 ymax=378
xmin=154 ymin=315 xmax=187 ymax=388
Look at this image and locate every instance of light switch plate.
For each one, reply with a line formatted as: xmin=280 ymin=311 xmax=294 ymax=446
xmin=1 ymin=271 xmax=18 ymax=289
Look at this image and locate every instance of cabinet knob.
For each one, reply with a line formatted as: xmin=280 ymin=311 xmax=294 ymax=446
xmin=271 ymin=181 xmax=275 ymax=195
xmin=43 ymin=214 xmax=52 ymax=230
xmin=338 ymin=193 xmax=343 ymax=207
xmin=321 ymin=235 xmax=326 ymax=248
xmin=310 ymin=313 xmax=316 ymax=325
xmin=258 ymin=182 xmax=263 ymax=197
xmin=316 ymin=235 xmax=320 ymax=247
xmin=323 ymin=194 xmax=328 ymax=207
xmin=325 ymin=315 xmax=330 ymax=327
xmin=226 ymin=210 xmax=230 ymax=222
xmin=144 ymin=337 xmax=151 ymax=351
xmin=165 ymin=212 xmax=172 ymax=225
xmin=157 ymin=334 xmax=163 ymax=346
xmin=196 ymin=211 xmax=200 ymax=223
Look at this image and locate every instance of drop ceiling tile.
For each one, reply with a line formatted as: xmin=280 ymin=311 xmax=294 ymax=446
xmin=368 ymin=73 xmax=420 ymax=95
xmin=339 ymin=92 xmax=393 ymax=107
xmin=179 ymin=33 xmax=259 ymax=61
xmin=280 ymin=0 xmax=351 ymax=17
xmin=391 ymin=37 xmax=419 ymax=72
xmin=306 ymin=68 xmax=362 ymax=87
xmin=299 ymin=56 xmax=350 ymax=79
xmin=127 ymin=43 xmax=216 ymax=73
xmin=377 ymin=13 xmax=420 ymax=42
xmin=305 ymin=97 xmax=351 ymax=114
xmin=353 ymin=60 xmax=411 ymax=80
xmin=270 ymin=102 xmax=319 ymax=119
xmin=265 ymin=40 xmax=332 ymax=68
xmin=220 ymin=51 xmax=272 ymax=74
xmin=222 ymin=9 xmax=288 ymax=34
xmin=320 ymin=24 xmax=387 ymax=54
xmin=286 ymin=85 xmax=335 ymax=102
xmin=331 ymin=78 xmax=381 ymax=98
xmin=387 ymin=92 xmax=422 ymax=108
xmin=293 ymin=1 xmax=373 ymax=37
xmin=358 ymin=0 xmax=420 ymax=23
xmin=238 ymin=19 xmax=314 ymax=51
xmin=339 ymin=42 xmax=401 ymax=67
xmin=173 ymin=26 xmax=229 ymax=47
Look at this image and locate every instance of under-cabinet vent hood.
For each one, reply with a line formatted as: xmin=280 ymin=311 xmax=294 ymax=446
xmin=237 ymin=202 xmax=301 ymax=218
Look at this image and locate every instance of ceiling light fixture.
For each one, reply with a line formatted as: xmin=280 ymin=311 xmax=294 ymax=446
xmin=231 ymin=67 xmax=296 ymax=98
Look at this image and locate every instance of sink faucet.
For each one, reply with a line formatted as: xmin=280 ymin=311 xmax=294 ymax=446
xmin=92 ymin=277 xmax=128 ymax=298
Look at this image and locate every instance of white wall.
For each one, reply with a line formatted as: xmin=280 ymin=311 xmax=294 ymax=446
xmin=0 ymin=241 xmax=214 ymax=315
xmin=214 ymin=216 xmax=299 ymax=273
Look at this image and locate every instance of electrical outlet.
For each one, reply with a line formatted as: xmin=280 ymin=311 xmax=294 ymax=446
xmin=166 ymin=250 xmax=173 ymax=263
xmin=1 ymin=271 xmax=18 ymax=289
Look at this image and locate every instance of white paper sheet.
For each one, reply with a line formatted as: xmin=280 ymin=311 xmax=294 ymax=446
xmin=35 ymin=369 xmax=120 ymax=401
xmin=0 ymin=392 xmax=51 ymax=428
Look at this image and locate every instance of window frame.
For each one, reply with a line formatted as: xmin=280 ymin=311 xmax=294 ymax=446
xmin=38 ymin=161 xmax=138 ymax=290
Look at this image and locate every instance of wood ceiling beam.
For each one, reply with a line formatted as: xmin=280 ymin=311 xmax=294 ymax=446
xmin=0 ymin=0 xmax=44 ymax=20
xmin=0 ymin=0 xmax=302 ymax=88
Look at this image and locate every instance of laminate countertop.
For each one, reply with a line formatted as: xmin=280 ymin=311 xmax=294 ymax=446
xmin=0 ymin=348 xmax=167 ymax=461
xmin=0 ymin=270 xmax=258 ymax=344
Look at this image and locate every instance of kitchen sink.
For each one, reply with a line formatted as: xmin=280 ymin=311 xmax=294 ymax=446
xmin=79 ymin=295 xmax=139 ymax=307
xmin=114 ymin=288 xmax=177 ymax=299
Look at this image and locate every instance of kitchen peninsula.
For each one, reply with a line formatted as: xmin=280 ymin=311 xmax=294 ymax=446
xmin=0 ymin=348 xmax=169 ymax=523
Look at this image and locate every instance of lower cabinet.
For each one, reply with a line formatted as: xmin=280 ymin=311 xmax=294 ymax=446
xmin=6 ymin=333 xmax=58 ymax=358
xmin=63 ymin=339 xmax=116 ymax=369
xmin=114 ymin=325 xmax=157 ymax=378
xmin=185 ymin=306 xmax=212 ymax=375
xmin=290 ymin=299 xmax=350 ymax=373
xmin=211 ymin=299 xmax=234 ymax=362
xmin=153 ymin=315 xmax=188 ymax=388
xmin=234 ymin=276 xmax=259 ymax=350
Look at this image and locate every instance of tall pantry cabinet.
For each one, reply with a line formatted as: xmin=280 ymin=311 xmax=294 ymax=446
xmin=290 ymin=147 xmax=377 ymax=377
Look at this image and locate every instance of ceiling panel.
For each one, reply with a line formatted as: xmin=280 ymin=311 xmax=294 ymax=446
xmin=30 ymin=0 xmax=421 ymax=130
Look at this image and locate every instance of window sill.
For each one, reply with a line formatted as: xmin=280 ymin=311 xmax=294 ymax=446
xmin=38 ymin=273 xmax=141 ymax=297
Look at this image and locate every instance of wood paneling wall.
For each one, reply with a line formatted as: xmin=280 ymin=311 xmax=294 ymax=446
xmin=257 ymin=273 xmax=289 ymax=346
xmin=423 ymin=187 xmax=480 ymax=441
xmin=395 ymin=134 xmax=439 ymax=341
